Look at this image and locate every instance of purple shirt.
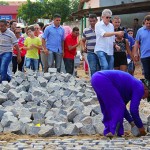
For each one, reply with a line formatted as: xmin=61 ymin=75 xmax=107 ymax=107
xmin=95 ymin=70 xmax=144 ymax=128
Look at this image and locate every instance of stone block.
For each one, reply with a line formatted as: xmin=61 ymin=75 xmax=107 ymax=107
xmin=1 ymin=112 xmax=18 ymax=127
xmin=0 ymin=109 xmax=6 ymax=121
xmin=64 ymin=124 xmax=79 ymax=136
xmin=26 ymin=125 xmax=41 ymax=135
xmin=48 ymin=68 xmax=57 ymax=73
xmin=7 ymin=89 xmax=20 ymax=101
xmin=0 ymin=94 xmax=8 ymax=104
xmin=81 ymin=116 xmax=93 ymax=125
xmin=2 ymin=100 xmax=13 ymax=107
xmin=37 ymin=76 xmax=48 ymax=87
xmin=38 ymin=125 xmax=54 ymax=137
xmin=67 ymin=108 xmax=81 ymax=122
xmin=131 ymin=126 xmax=140 ymax=137
xmin=80 ymin=125 xmax=96 ymax=135
xmin=19 ymin=117 xmax=32 ymax=124
xmin=73 ymin=114 xmax=86 ymax=123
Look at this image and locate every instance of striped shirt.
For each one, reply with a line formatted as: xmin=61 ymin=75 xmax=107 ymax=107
xmin=0 ymin=29 xmax=18 ymax=55
xmin=82 ymin=27 xmax=96 ymax=52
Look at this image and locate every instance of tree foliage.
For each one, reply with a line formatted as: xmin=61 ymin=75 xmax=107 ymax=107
xmin=17 ymin=0 xmax=80 ymax=25
xmin=0 ymin=1 xmax=9 ymax=5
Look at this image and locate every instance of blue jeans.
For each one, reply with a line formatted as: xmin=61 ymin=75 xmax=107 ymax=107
xmin=96 ymin=51 xmax=114 ymax=70
xmin=25 ymin=58 xmax=38 ymax=71
xmin=87 ymin=52 xmax=100 ymax=76
xmin=48 ymin=51 xmax=62 ymax=72
xmin=0 ymin=52 xmax=12 ymax=83
xmin=141 ymin=56 xmax=150 ymax=81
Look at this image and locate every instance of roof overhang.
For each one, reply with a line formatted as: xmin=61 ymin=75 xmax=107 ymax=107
xmin=72 ymin=1 xmax=150 ymax=19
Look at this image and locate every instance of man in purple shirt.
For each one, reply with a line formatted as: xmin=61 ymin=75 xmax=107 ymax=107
xmin=91 ymin=70 xmax=149 ymax=137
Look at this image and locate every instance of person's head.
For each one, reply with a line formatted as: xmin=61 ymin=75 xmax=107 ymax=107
xmin=140 ymin=79 xmax=150 ymax=102
xmin=14 ymin=27 xmax=22 ymax=38
xmin=34 ymin=24 xmax=40 ymax=34
xmin=72 ymin=27 xmax=79 ymax=37
xmin=101 ymin=9 xmax=112 ymax=25
xmin=88 ymin=14 xmax=97 ymax=28
xmin=127 ymin=28 xmax=134 ymax=37
xmin=144 ymin=15 xmax=150 ymax=30
xmin=134 ymin=18 xmax=139 ymax=24
xmin=37 ymin=22 xmax=44 ymax=30
xmin=27 ymin=26 xmax=35 ymax=37
xmin=53 ymin=13 xmax=61 ymax=27
xmin=9 ymin=20 xmax=17 ymax=31
xmin=0 ymin=19 xmax=7 ymax=33
xmin=112 ymin=16 xmax=121 ymax=29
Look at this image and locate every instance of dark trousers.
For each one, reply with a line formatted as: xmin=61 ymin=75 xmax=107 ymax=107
xmin=63 ymin=58 xmax=74 ymax=75
xmin=12 ymin=56 xmax=25 ymax=74
xmin=141 ymin=56 xmax=150 ymax=81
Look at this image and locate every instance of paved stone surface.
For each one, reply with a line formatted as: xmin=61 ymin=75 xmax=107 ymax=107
xmin=0 ymin=136 xmax=150 ymax=149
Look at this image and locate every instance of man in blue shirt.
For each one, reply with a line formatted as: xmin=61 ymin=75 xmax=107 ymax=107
xmin=42 ymin=14 xmax=65 ymax=72
xmin=133 ymin=15 xmax=150 ymax=82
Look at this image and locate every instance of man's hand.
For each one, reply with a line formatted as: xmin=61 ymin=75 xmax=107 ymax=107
xmin=115 ymin=45 xmax=121 ymax=51
xmin=116 ymin=31 xmax=124 ymax=37
xmin=139 ymin=127 xmax=147 ymax=136
xmin=17 ymin=55 xmax=22 ymax=64
xmin=44 ymin=49 xmax=49 ymax=55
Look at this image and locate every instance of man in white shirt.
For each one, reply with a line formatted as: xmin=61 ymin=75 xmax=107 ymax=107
xmin=94 ymin=9 xmax=124 ymax=70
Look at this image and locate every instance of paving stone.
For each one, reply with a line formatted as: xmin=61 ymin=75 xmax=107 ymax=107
xmin=7 ymin=89 xmax=20 ymax=101
xmin=1 ymin=112 xmax=18 ymax=127
xmin=38 ymin=125 xmax=54 ymax=137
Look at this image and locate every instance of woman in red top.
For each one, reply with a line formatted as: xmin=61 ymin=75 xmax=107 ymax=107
xmin=12 ymin=27 xmax=26 ymax=73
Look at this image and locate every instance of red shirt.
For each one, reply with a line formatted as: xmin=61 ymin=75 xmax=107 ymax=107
xmin=13 ymin=37 xmax=26 ymax=57
xmin=64 ymin=33 xmax=77 ymax=59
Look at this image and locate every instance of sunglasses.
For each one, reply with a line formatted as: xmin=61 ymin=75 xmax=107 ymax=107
xmin=15 ymin=32 xmax=20 ymax=34
xmin=34 ymin=28 xmax=39 ymax=29
xmin=106 ymin=16 xmax=111 ymax=19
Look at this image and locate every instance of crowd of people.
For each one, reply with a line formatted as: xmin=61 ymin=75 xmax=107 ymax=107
xmin=0 ymin=9 xmax=150 ymax=137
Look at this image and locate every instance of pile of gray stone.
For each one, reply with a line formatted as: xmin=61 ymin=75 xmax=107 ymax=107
xmin=0 ymin=68 xmax=149 ymax=137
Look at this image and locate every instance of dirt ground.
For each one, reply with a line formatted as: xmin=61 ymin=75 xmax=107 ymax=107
xmin=0 ymin=62 xmax=145 ymax=142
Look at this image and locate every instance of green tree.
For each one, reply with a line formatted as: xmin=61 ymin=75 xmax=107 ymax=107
xmin=18 ymin=0 xmax=44 ymax=24
xmin=18 ymin=0 xmax=79 ymax=24
xmin=0 ymin=1 xmax=9 ymax=5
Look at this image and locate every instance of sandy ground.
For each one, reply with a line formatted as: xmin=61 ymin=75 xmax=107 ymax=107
xmin=0 ymin=62 xmax=147 ymax=142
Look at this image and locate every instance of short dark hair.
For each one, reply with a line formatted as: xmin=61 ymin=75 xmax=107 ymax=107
xmin=0 ymin=19 xmax=7 ymax=25
xmin=27 ymin=26 xmax=35 ymax=32
xmin=89 ymin=14 xmax=97 ymax=20
xmin=53 ymin=13 xmax=61 ymax=19
xmin=134 ymin=18 xmax=139 ymax=22
xmin=9 ymin=20 xmax=17 ymax=26
xmin=37 ymin=22 xmax=44 ymax=29
xmin=144 ymin=15 xmax=150 ymax=21
xmin=72 ymin=27 xmax=79 ymax=32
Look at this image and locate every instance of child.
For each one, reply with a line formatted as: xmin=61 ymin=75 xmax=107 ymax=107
xmin=24 ymin=26 xmax=42 ymax=71
xmin=114 ymin=31 xmax=134 ymax=72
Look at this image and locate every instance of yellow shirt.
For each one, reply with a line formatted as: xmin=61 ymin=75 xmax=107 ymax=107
xmin=24 ymin=37 xmax=42 ymax=59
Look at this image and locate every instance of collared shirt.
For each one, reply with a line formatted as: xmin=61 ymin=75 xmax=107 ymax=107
xmin=94 ymin=20 xmax=115 ymax=55
xmin=63 ymin=33 xmax=77 ymax=59
xmin=42 ymin=23 xmax=64 ymax=53
xmin=82 ymin=26 xmax=96 ymax=52
xmin=136 ymin=26 xmax=150 ymax=58
xmin=0 ymin=29 xmax=18 ymax=55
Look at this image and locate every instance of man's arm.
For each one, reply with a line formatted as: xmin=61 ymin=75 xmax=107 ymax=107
xmin=103 ymin=31 xmax=124 ymax=37
xmin=68 ymin=40 xmax=80 ymax=51
xmin=42 ymin=38 xmax=49 ymax=55
xmin=81 ymin=38 xmax=87 ymax=52
xmin=14 ymin=44 xmax=21 ymax=63
xmin=132 ymin=40 xmax=140 ymax=62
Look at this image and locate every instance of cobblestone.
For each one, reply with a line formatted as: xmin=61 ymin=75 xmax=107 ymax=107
xmin=0 ymin=136 xmax=150 ymax=150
